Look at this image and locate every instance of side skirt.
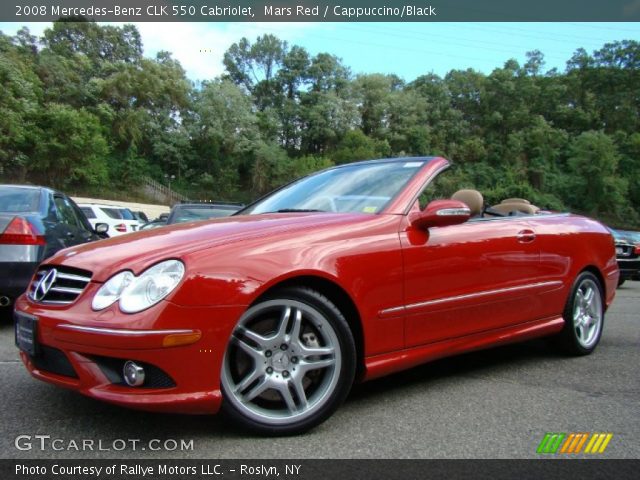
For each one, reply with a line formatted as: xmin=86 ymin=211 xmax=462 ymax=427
xmin=363 ymin=316 xmax=565 ymax=381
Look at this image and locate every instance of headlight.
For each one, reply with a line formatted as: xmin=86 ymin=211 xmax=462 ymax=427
xmin=91 ymin=260 xmax=185 ymax=313
xmin=92 ymin=271 xmax=134 ymax=310
xmin=119 ymin=260 xmax=185 ymax=313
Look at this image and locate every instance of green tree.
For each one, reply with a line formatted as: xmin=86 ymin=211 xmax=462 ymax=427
xmin=0 ymin=32 xmax=42 ymax=180
xmin=43 ymin=18 xmax=142 ymax=66
xmin=353 ymin=74 xmax=403 ymax=138
xmin=332 ymin=130 xmax=390 ymax=164
xmin=31 ymin=104 xmax=109 ymax=188
xmin=565 ymin=131 xmax=627 ymax=217
xmin=223 ymin=34 xmax=287 ymax=112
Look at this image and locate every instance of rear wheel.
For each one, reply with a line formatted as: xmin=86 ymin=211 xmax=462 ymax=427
xmin=220 ymin=287 xmax=355 ymax=435
xmin=557 ymin=272 xmax=604 ymax=355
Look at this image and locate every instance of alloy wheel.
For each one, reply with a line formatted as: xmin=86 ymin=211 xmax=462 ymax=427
xmin=221 ymin=298 xmax=343 ymax=426
xmin=572 ymin=277 xmax=603 ymax=349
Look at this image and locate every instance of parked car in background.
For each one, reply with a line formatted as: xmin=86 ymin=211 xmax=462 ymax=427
xmin=14 ymin=157 xmax=618 ymax=434
xmin=139 ymin=219 xmax=167 ymax=231
xmin=118 ymin=207 xmax=145 ymax=227
xmin=139 ymin=211 xmax=172 ymax=231
xmin=0 ymin=185 xmax=106 ymax=318
xmin=617 ymin=229 xmax=640 ymax=245
xmin=609 ymin=227 xmax=640 ymax=286
xmin=78 ymin=203 xmax=143 ymax=237
xmin=166 ymin=202 xmax=244 ymax=224
xmin=132 ymin=211 xmax=149 ymax=223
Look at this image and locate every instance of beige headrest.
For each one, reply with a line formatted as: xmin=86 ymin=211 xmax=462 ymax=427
xmin=451 ymin=189 xmax=483 ymax=216
xmin=491 ymin=202 xmax=538 ymax=215
xmin=501 ymin=198 xmax=530 ymax=204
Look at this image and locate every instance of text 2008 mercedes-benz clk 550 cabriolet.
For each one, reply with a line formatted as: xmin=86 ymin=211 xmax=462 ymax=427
xmin=14 ymin=157 xmax=618 ymax=435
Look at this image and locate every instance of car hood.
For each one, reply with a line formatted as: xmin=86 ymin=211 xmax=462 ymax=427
xmin=45 ymin=212 xmax=375 ymax=282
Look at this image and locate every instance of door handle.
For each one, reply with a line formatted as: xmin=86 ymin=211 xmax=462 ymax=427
xmin=517 ymin=229 xmax=536 ymax=243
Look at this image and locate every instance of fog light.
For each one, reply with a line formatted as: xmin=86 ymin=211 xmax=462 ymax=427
xmin=123 ymin=361 xmax=145 ymax=387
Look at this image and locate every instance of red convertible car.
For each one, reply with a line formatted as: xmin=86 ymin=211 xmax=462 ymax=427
xmin=14 ymin=157 xmax=618 ymax=435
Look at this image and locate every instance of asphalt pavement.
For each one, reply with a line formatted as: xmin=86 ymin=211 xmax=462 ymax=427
xmin=0 ymin=283 xmax=638 ymax=459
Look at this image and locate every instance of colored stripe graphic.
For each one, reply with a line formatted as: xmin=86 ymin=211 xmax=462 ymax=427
xmin=561 ymin=433 xmax=575 ymax=453
xmin=574 ymin=433 xmax=589 ymax=453
xmin=585 ymin=433 xmax=613 ymax=454
xmin=537 ymin=433 xmax=566 ymax=454
xmin=538 ymin=433 xmax=613 ymax=454
xmin=560 ymin=433 xmax=588 ymax=453
xmin=598 ymin=433 xmax=613 ymax=453
xmin=560 ymin=434 xmax=574 ymax=453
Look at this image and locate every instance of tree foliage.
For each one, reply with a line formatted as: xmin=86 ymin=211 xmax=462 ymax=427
xmin=0 ymin=21 xmax=638 ymax=225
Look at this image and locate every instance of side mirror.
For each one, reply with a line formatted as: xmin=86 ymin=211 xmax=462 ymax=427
xmin=409 ymin=199 xmax=471 ymax=230
xmin=94 ymin=223 xmax=109 ymax=235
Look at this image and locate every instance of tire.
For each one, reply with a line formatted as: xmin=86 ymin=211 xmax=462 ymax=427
xmin=557 ymin=271 xmax=604 ymax=355
xmin=220 ymin=287 xmax=356 ymax=435
xmin=617 ymin=278 xmax=625 ymax=288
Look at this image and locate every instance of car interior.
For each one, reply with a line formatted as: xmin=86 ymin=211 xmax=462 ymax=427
xmin=449 ymin=189 xmax=542 ymax=219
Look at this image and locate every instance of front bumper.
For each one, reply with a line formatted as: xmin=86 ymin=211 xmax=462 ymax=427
xmin=0 ymin=260 xmax=39 ymax=305
xmin=14 ymin=291 xmax=245 ymax=415
xmin=617 ymin=257 xmax=640 ymax=280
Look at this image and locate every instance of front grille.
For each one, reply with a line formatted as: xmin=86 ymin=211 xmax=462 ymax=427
xmin=28 ymin=266 xmax=92 ymax=305
xmin=30 ymin=345 xmax=78 ymax=378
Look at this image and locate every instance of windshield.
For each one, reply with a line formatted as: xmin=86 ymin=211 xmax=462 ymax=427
xmin=624 ymin=231 xmax=640 ymax=244
xmin=0 ymin=187 xmax=40 ymax=213
xmin=170 ymin=205 xmax=240 ymax=224
xmin=615 ymin=229 xmax=640 ymax=244
xmin=244 ymin=160 xmax=426 ymax=215
xmin=608 ymin=227 xmax=625 ymax=242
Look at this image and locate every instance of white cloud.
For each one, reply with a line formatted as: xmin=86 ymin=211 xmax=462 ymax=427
xmin=135 ymin=22 xmax=322 ymax=81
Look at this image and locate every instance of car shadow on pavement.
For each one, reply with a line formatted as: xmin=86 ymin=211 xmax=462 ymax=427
xmin=348 ymin=338 xmax=564 ymax=403
xmin=21 ymin=383 xmax=237 ymax=439
xmin=0 ymin=310 xmax=14 ymax=325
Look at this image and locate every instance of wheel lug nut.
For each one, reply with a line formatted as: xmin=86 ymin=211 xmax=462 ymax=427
xmin=282 ymin=370 xmax=290 ymax=378
xmin=265 ymin=350 xmax=272 ymax=358
xmin=280 ymin=344 xmax=288 ymax=351
xmin=266 ymin=367 xmax=273 ymax=374
xmin=291 ymin=357 xmax=298 ymax=364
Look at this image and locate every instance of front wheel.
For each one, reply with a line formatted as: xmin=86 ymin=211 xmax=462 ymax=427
xmin=557 ymin=272 xmax=604 ymax=355
xmin=220 ymin=287 xmax=356 ymax=435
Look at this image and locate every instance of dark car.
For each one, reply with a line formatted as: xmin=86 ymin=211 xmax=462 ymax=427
xmin=618 ymin=229 xmax=640 ymax=245
xmin=0 ymin=185 xmax=107 ymax=317
xmin=139 ymin=212 xmax=170 ymax=231
xmin=132 ymin=210 xmax=149 ymax=223
xmin=166 ymin=202 xmax=243 ymax=224
xmin=139 ymin=219 xmax=167 ymax=231
xmin=609 ymin=228 xmax=640 ymax=286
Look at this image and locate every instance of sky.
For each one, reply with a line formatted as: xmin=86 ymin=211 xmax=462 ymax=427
xmin=1 ymin=21 xmax=639 ymax=82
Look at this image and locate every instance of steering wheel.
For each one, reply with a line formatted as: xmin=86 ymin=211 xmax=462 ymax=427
xmin=311 ymin=196 xmax=338 ymax=212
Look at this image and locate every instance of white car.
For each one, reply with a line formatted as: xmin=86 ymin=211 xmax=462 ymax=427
xmin=78 ymin=203 xmax=144 ymax=237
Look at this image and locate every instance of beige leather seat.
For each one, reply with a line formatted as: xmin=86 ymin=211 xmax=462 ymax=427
xmin=451 ymin=189 xmax=484 ymax=217
xmin=491 ymin=201 xmax=539 ymax=215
